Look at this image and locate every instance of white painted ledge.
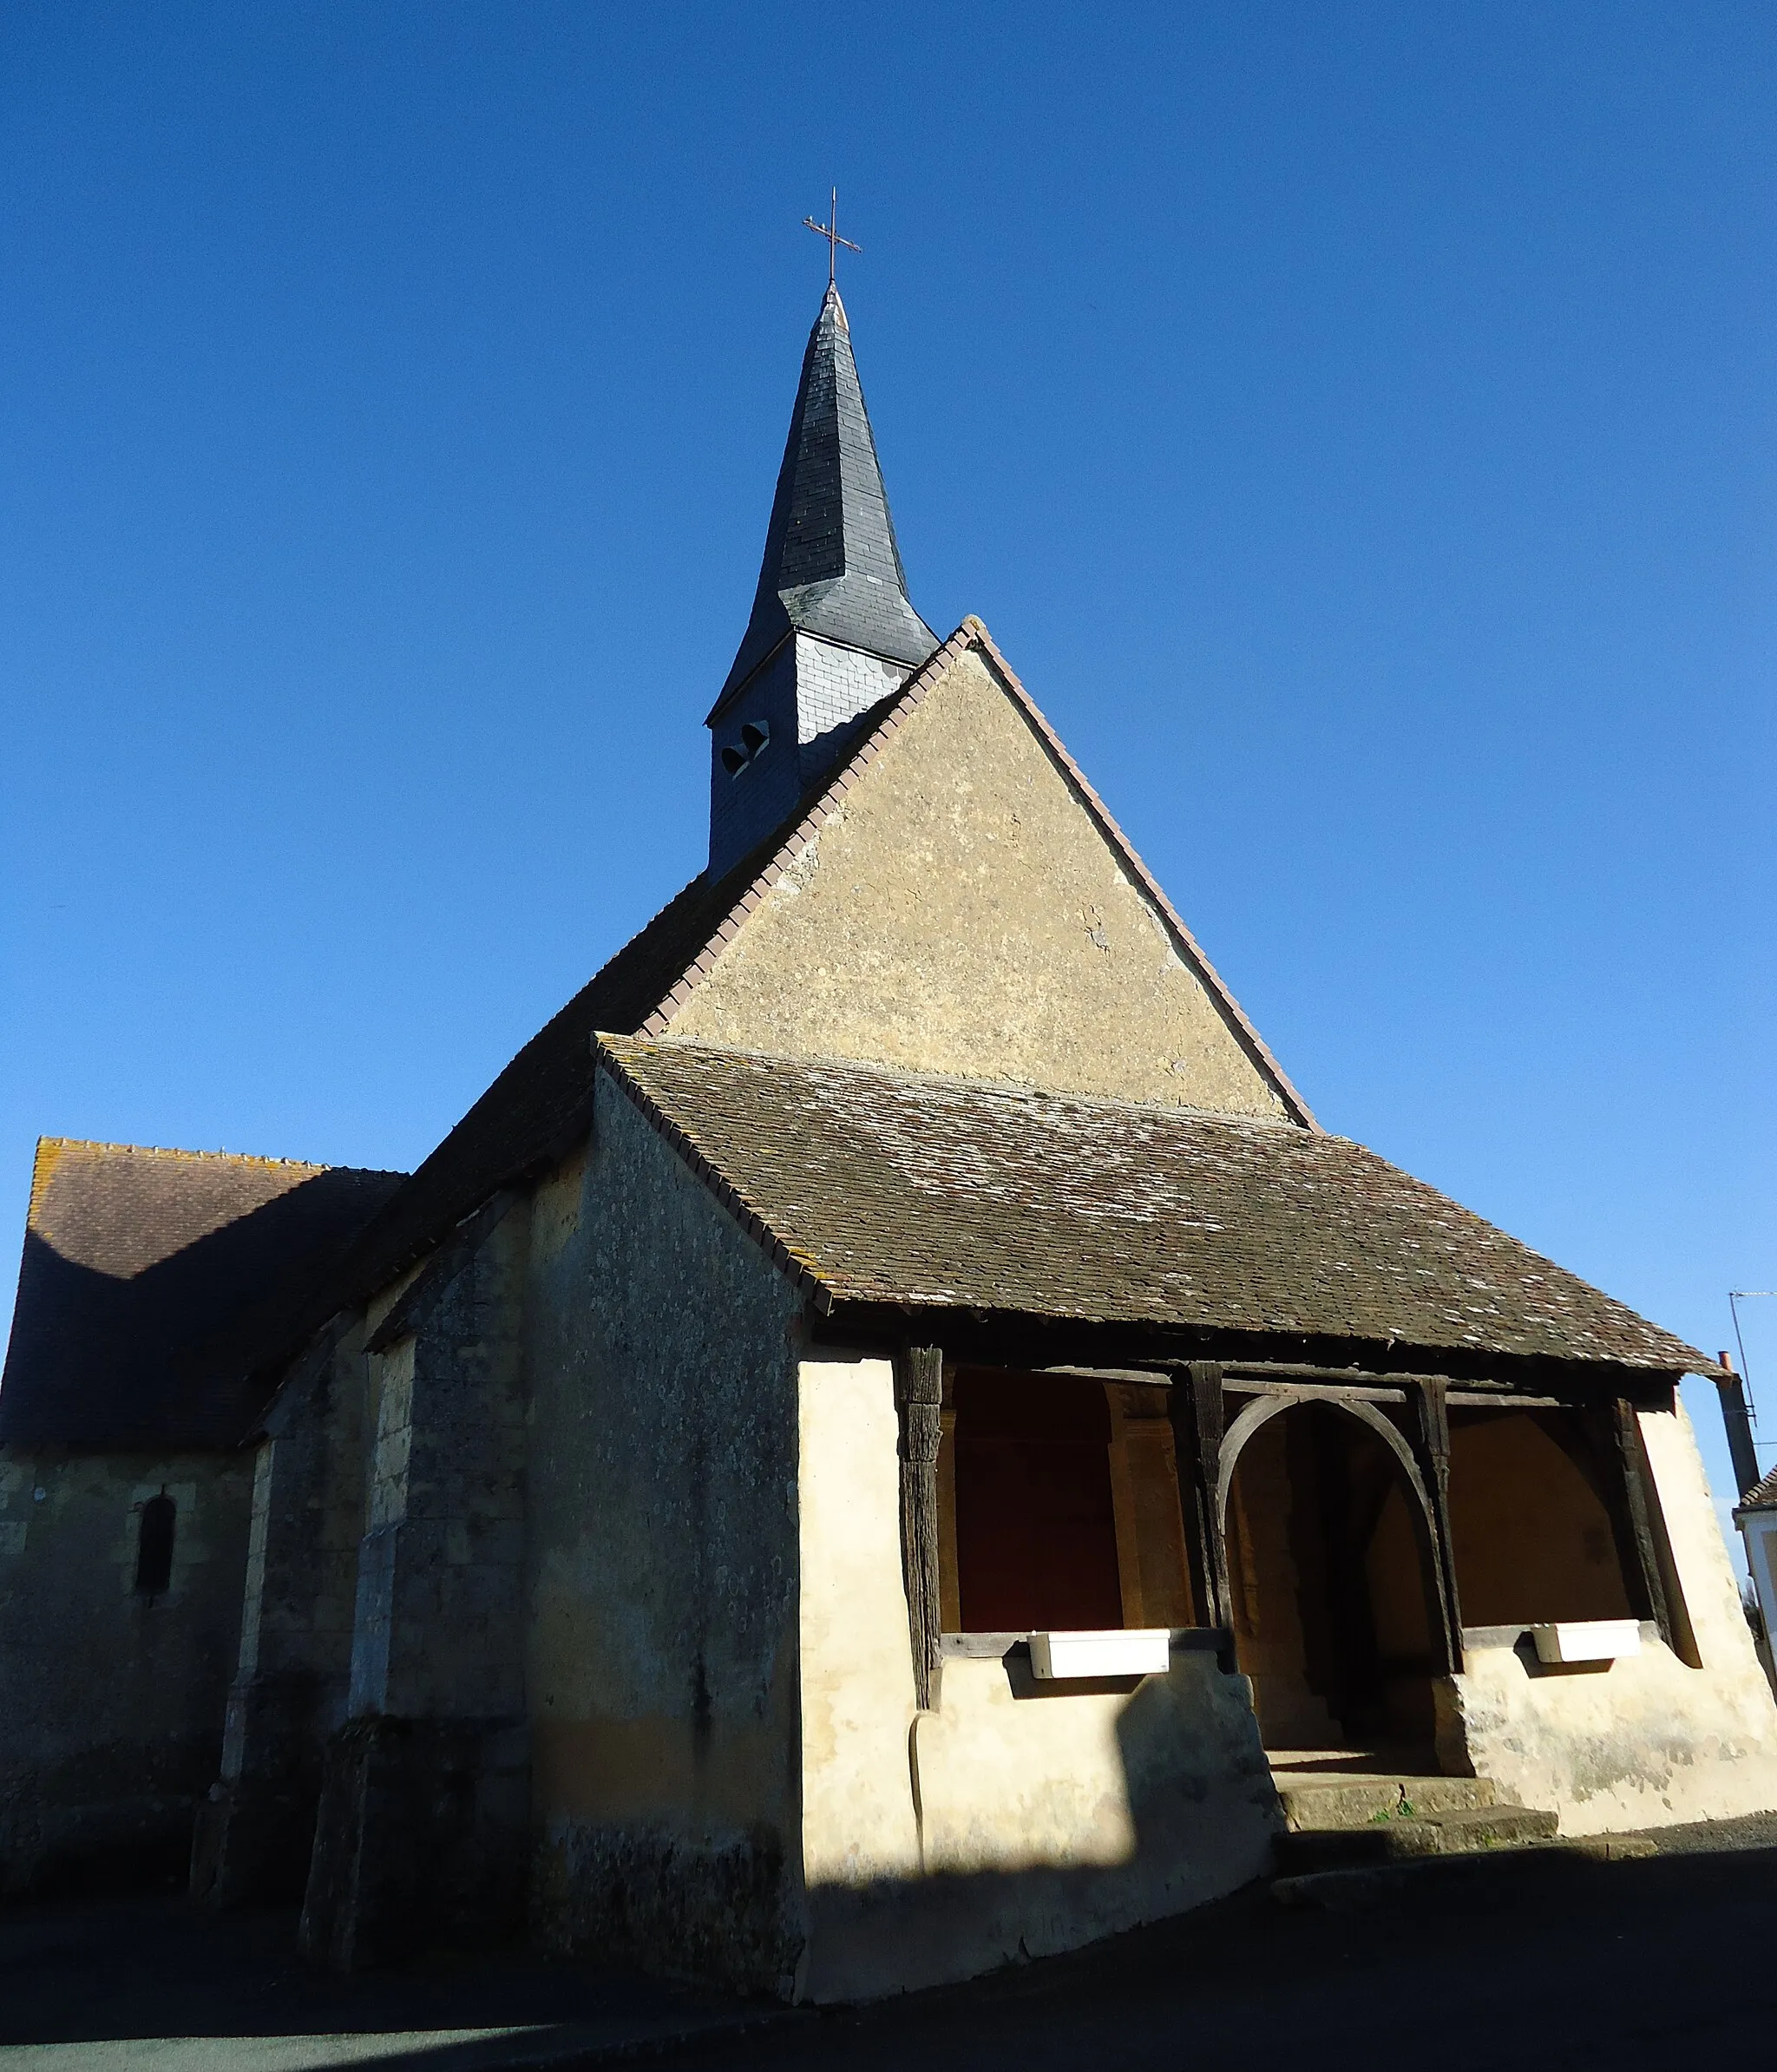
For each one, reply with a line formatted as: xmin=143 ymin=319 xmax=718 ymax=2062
xmin=1531 ymin=1619 xmax=1643 ymax=1665
xmin=1029 ymin=1629 xmax=1173 ymax=1680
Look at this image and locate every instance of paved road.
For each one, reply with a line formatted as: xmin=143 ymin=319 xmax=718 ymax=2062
xmin=2 ymin=1819 xmax=1774 ymax=2069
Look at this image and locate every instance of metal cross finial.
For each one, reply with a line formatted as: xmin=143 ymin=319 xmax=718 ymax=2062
xmin=803 ymin=187 xmax=861 ymax=287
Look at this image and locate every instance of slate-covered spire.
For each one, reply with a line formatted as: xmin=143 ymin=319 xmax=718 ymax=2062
xmin=714 ymin=285 xmax=936 ymax=711
xmin=706 ymin=286 xmax=939 ymax=875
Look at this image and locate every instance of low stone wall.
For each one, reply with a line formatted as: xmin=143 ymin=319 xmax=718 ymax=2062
xmin=1447 ymin=1401 xmax=1777 ymax=1833
xmin=797 ymin=1351 xmax=1278 ymax=2002
xmin=1450 ymin=1628 xmax=1777 ymax=1832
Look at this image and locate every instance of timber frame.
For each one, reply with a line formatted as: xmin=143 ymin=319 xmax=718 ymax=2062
xmin=895 ymin=1345 xmax=945 ymax=1710
xmin=876 ymin=1329 xmax=1689 ymax=1703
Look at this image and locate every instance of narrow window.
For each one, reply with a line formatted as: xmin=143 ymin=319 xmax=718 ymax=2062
xmin=134 ymin=1493 xmax=175 ymax=1597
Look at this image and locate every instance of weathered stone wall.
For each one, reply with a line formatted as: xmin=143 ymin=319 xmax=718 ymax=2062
xmin=796 ymin=1350 xmax=1277 ymax=2003
xmin=0 ymin=1446 xmax=252 ymax=1892
xmin=526 ymin=1086 xmax=806 ymax=1995
xmin=345 ymin=1207 xmax=529 ymax=1724
xmin=194 ymin=1314 xmax=375 ymax=1905
xmin=1450 ymin=1400 xmax=1777 ymax=1830
xmin=298 ymin=1209 xmax=533 ymax=1967
xmin=673 ymin=645 xmax=1291 ymax=1120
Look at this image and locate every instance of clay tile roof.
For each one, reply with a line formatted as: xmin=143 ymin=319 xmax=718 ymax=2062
xmin=0 ymin=1139 xmax=405 ymax=1449
xmin=596 ymin=1036 xmax=1709 ymax=1377
xmin=1735 ymin=1463 xmax=1777 ymax=1515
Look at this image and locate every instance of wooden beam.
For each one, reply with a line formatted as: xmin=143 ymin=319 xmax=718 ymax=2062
xmin=1407 ymin=1375 xmax=1464 ymax=1675
xmin=1225 ymin=1378 xmax=1407 ymax=1405
xmin=1614 ymin=1399 xmax=1675 ymax=1649
xmin=895 ymin=1347 xmax=946 ymax=1711
xmin=1045 ymin=1356 xmax=1623 ymax=1413
xmin=1169 ymin=1361 xmax=1229 ymax=1630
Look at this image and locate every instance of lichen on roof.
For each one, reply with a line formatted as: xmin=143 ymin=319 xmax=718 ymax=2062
xmin=595 ymin=1034 xmax=1708 ymax=1378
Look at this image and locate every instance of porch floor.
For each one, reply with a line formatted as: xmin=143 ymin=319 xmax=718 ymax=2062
xmin=1266 ymin=1746 xmax=1445 ymax=1783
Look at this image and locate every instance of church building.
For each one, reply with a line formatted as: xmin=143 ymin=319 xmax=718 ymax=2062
xmin=5 ymin=280 xmax=1777 ymax=2000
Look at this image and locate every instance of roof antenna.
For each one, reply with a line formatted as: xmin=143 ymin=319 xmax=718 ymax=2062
xmin=1717 ymin=1291 xmax=1776 ymax=1498
xmin=803 ymin=187 xmax=861 ymax=289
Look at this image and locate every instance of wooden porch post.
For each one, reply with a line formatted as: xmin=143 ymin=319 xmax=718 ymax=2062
xmin=1613 ymin=1399 xmax=1675 ymax=1649
xmin=1406 ymin=1376 xmax=1465 ymax=1675
xmin=895 ymin=1346 xmax=945 ymax=1710
xmin=1169 ymin=1361 xmax=1229 ymax=1630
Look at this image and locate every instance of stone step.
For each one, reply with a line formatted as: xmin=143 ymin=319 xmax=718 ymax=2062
xmin=1273 ymin=1773 xmax=1498 ymax=1833
xmin=1275 ymin=1800 xmax=1560 ymax=1872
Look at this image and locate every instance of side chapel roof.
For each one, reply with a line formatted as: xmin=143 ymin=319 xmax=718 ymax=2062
xmin=711 ymin=284 xmax=937 ymax=715
xmin=317 ymin=620 xmax=1306 ymax=1325
xmin=0 ymin=1138 xmax=404 ymax=1448
xmin=596 ymin=1034 xmax=1712 ymax=1380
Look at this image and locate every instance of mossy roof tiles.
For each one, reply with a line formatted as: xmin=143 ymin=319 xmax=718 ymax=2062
xmin=0 ymin=1140 xmax=404 ymax=1448
xmin=597 ymin=1036 xmax=1708 ymax=1378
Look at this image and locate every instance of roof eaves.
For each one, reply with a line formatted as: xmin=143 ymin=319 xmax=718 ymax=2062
xmin=592 ymin=1039 xmax=836 ymax=1314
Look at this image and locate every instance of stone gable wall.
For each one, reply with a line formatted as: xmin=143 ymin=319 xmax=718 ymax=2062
xmin=674 ymin=646 xmax=1290 ymax=1119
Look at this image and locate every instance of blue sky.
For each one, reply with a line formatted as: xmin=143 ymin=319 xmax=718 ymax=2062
xmin=3 ymin=3 xmax=1773 ymax=1532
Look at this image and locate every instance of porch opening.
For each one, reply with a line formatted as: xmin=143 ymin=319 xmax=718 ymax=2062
xmin=1224 ymin=1402 xmax=1439 ymax=1750
xmin=940 ymin=1368 xmax=1196 ymax=1635
xmin=1446 ymin=1408 xmax=1637 ymax=1627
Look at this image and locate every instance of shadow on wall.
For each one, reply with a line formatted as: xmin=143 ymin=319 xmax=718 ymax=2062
xmin=798 ymin=1646 xmax=1281 ymax=2003
xmin=0 ymin=1169 xmax=400 ymax=1901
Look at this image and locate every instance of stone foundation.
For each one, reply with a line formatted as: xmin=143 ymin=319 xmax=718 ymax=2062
xmin=299 ymin=1716 xmax=529 ymax=1970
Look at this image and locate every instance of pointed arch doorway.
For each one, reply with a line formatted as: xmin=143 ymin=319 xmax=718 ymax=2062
xmin=1220 ymin=1395 xmax=1447 ymax=1753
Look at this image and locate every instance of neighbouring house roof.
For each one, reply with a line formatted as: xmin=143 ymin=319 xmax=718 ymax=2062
xmin=1736 ymin=1464 xmax=1777 ymax=1518
xmin=711 ymin=285 xmax=937 ymax=717
xmin=314 ymin=619 xmax=1310 ymax=1329
xmin=595 ymin=1035 xmax=1712 ymax=1380
xmin=0 ymin=1138 xmax=405 ymax=1449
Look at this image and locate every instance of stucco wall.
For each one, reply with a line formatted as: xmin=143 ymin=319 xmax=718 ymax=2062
xmin=797 ymin=1349 xmax=1277 ymax=2003
xmin=526 ymin=1086 xmax=806 ymax=1993
xmin=1450 ymin=1401 xmax=1777 ymax=1831
xmin=0 ymin=1446 xmax=251 ymax=1891
xmin=671 ymin=646 xmax=1290 ymax=1120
